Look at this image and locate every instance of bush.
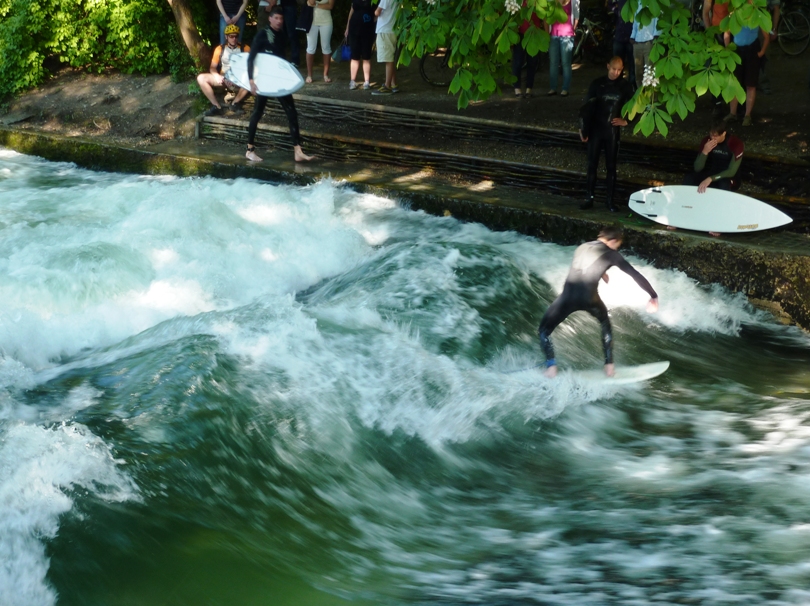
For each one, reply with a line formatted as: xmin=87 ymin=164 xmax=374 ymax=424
xmin=0 ymin=0 xmax=216 ymax=95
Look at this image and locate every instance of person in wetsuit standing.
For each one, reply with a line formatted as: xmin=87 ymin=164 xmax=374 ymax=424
xmin=579 ymin=57 xmax=634 ymax=212
xmin=245 ymin=6 xmax=314 ymax=163
xmin=539 ymin=226 xmax=659 ymax=378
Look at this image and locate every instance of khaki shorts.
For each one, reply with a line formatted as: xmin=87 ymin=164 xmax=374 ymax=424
xmin=376 ymin=32 xmax=397 ymax=63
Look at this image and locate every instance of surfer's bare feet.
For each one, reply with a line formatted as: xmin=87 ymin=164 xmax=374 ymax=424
xmin=245 ymin=147 xmax=263 ymax=162
xmin=604 ymin=363 xmax=615 ymax=377
xmin=305 ymin=76 xmax=313 ymax=84
xmin=293 ymin=146 xmax=315 ymax=162
xmin=543 ymin=366 xmax=558 ymax=379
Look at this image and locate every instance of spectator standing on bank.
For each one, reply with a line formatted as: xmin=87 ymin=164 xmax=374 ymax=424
xmin=726 ymin=22 xmax=769 ymax=126
xmin=511 ymin=2 xmax=543 ymax=98
xmin=372 ymin=0 xmax=400 ymax=95
xmin=702 ymin=0 xmax=730 ymax=43
xmin=217 ymin=0 xmax=249 ymax=45
xmin=759 ymin=0 xmax=780 ymax=94
xmin=345 ymin=0 xmax=376 ymax=90
xmin=547 ymin=0 xmax=578 ymax=96
xmin=630 ymin=4 xmax=660 ymax=90
xmin=305 ymin=0 xmax=334 ymax=83
xmin=280 ymin=0 xmax=301 ymax=65
xmin=610 ymin=0 xmax=634 ymax=88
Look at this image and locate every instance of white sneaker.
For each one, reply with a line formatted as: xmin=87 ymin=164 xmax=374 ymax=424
xmin=349 ymin=81 xmax=358 ymax=90
xmin=363 ymin=81 xmax=370 ymax=90
xmin=245 ymin=149 xmax=263 ymax=162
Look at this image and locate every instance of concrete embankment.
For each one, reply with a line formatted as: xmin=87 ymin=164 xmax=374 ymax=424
xmin=1 ymin=126 xmax=809 ymax=330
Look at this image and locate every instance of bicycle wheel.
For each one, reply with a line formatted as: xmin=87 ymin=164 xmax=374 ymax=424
xmin=419 ymin=49 xmax=454 ymax=86
xmin=778 ymin=9 xmax=810 ymax=56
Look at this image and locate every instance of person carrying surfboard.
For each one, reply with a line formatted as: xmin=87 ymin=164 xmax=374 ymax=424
xmin=245 ymin=6 xmax=315 ymax=163
xmin=538 ymin=226 xmax=659 ymax=378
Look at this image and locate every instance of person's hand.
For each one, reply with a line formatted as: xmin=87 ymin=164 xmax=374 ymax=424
xmin=344 ymin=27 xmax=349 ymax=37
xmin=697 ymin=177 xmax=712 ymax=193
xmin=757 ymin=49 xmax=766 ymax=57
xmin=647 ymin=297 xmax=659 ymax=313
xmin=769 ymin=30 xmax=777 ymax=42
xmin=601 ymin=272 xmax=610 ymax=283
xmin=579 ymin=129 xmax=588 ymax=142
xmin=216 ymin=75 xmax=225 ymax=87
xmin=611 ymin=117 xmax=627 ymax=127
xmin=701 ymin=138 xmax=718 ymax=155
xmin=250 ymin=79 xmax=258 ymax=95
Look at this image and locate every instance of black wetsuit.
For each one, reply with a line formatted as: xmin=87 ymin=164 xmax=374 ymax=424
xmin=247 ymin=25 xmax=301 ymax=148
xmin=538 ymin=240 xmax=657 ymax=366
xmin=580 ymin=75 xmax=634 ymax=208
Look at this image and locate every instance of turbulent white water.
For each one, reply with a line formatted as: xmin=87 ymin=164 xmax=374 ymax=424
xmin=2 ymin=149 xmax=810 ymax=605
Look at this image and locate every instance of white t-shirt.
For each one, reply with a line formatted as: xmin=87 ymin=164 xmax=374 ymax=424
xmin=375 ymin=0 xmax=399 ymax=34
xmin=312 ymin=0 xmax=333 ymax=26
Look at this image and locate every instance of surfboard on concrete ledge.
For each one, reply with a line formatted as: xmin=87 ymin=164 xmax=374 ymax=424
xmin=628 ymin=185 xmax=792 ymax=234
xmin=573 ymin=361 xmax=670 ymax=385
xmin=225 ymin=53 xmax=304 ymax=97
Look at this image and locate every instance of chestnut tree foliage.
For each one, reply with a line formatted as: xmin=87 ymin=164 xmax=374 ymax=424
xmin=397 ymin=0 xmax=773 ymax=136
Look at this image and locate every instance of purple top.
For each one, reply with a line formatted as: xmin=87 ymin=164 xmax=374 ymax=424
xmin=551 ymin=2 xmax=575 ymax=37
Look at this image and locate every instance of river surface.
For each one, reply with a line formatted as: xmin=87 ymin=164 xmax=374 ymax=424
xmin=2 ymin=149 xmax=810 ymax=606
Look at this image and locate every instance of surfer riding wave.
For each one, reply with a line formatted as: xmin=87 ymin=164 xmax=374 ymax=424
xmin=539 ymin=225 xmax=659 ymax=378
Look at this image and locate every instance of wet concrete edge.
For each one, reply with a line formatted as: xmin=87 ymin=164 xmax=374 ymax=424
xmin=1 ymin=126 xmax=808 ymax=331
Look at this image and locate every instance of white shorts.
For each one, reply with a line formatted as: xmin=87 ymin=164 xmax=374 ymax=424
xmin=306 ymin=24 xmax=333 ymax=55
xmin=376 ymin=32 xmax=396 ymax=63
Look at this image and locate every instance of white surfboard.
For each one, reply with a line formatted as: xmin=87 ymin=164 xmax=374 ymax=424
xmin=571 ymin=361 xmax=670 ymax=385
xmin=225 ymin=52 xmax=304 ymax=97
xmin=628 ymin=185 xmax=792 ymax=234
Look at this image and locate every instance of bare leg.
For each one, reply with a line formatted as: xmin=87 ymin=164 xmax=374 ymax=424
xmin=233 ymin=87 xmax=249 ymax=104
xmin=293 ymin=145 xmax=315 ymax=162
xmin=350 ymin=59 xmax=360 ymax=83
xmin=385 ymin=62 xmax=395 ymax=88
xmin=744 ymin=86 xmax=756 ymax=116
xmin=362 ymin=60 xmax=371 ymax=85
xmin=323 ymin=53 xmax=332 ymax=81
xmin=197 ymin=74 xmax=222 ymax=108
xmin=306 ymin=52 xmax=315 ymax=83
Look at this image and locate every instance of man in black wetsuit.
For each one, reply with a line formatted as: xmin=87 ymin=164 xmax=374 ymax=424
xmin=539 ymin=226 xmax=659 ymax=378
xmin=579 ymin=57 xmax=635 ymax=212
xmin=245 ymin=6 xmax=314 ymax=163
xmin=682 ymin=119 xmax=744 ymax=193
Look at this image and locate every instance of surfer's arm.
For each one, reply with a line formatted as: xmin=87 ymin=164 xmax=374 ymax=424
xmin=615 ymin=255 xmax=658 ymax=300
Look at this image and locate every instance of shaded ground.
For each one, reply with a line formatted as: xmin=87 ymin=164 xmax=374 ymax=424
xmin=1 ymin=44 xmax=809 ymax=161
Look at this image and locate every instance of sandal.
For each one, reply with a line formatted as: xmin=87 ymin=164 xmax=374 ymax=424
xmin=324 ymin=75 xmax=332 ymax=83
xmin=305 ymin=76 xmax=313 ymax=84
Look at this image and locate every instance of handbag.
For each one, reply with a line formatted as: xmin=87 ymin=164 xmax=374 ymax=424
xmin=296 ymin=4 xmax=313 ymax=33
xmin=332 ymin=37 xmax=351 ymax=62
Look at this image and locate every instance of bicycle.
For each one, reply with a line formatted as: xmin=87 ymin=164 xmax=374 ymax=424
xmin=777 ymin=6 xmax=810 ymax=55
xmin=420 ymin=48 xmax=453 ymax=86
xmin=573 ymin=14 xmax=613 ymax=63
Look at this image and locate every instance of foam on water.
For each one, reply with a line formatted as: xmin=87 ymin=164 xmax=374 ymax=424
xmin=2 ymin=151 xmax=809 ymax=604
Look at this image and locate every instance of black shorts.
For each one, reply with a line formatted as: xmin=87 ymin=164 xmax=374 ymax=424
xmin=735 ymin=40 xmax=761 ymax=88
xmin=349 ymin=20 xmax=375 ymax=61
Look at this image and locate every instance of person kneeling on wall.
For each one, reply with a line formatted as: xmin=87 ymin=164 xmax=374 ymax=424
xmin=683 ymin=119 xmax=744 ymax=194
